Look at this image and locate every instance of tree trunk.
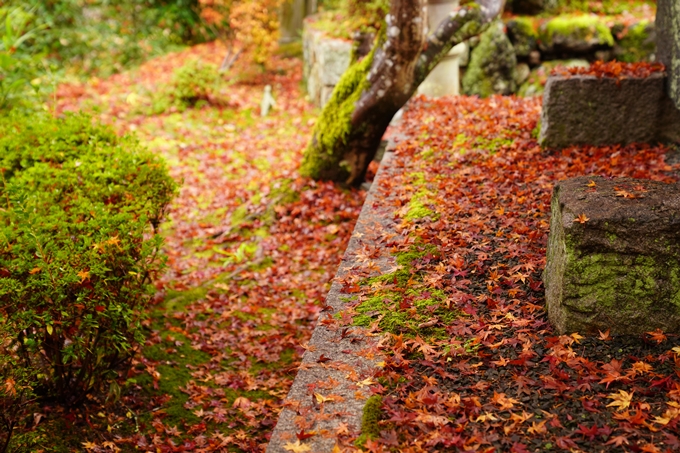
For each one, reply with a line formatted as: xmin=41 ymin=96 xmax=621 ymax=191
xmin=300 ymin=0 xmax=505 ymax=186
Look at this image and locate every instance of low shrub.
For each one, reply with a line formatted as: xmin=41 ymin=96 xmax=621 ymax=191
xmin=0 ymin=326 xmax=37 ymax=453
xmin=151 ymin=59 xmax=224 ymax=113
xmin=0 ymin=113 xmax=176 ymax=411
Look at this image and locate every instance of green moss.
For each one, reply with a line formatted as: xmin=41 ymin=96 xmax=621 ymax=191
xmin=506 ymin=17 xmax=538 ymax=57
xmin=355 ymin=395 xmax=382 ymax=447
xmin=561 ymin=239 xmax=680 ymax=324
xmin=540 ymin=15 xmax=614 ymax=48
xmin=299 ymin=41 xmax=377 ymax=180
xmin=353 ymin=244 xmax=458 ymax=340
xmin=164 ymin=286 xmax=209 ymax=313
xmin=617 ymin=20 xmax=655 ymax=63
xmin=403 ymin=172 xmax=440 ymax=221
xmin=462 ymin=20 xmax=517 ymax=97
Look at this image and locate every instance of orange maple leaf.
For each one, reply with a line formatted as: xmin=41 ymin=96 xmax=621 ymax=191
xmin=575 ymin=213 xmax=589 ymax=224
xmin=647 ymin=328 xmax=667 ymax=344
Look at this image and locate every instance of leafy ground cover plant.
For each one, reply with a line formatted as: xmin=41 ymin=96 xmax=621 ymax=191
xmin=0 ymin=112 xmax=176 ymax=448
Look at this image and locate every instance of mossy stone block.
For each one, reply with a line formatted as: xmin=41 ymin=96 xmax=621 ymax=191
xmin=539 ymin=73 xmax=680 ymax=148
xmin=538 ymin=14 xmax=614 ymax=57
xmin=543 ymin=176 xmax=680 ymax=335
xmin=506 ymin=17 xmax=538 ymax=57
xmin=462 ymin=20 xmax=517 ymax=97
xmin=615 ymin=20 xmax=656 ymax=63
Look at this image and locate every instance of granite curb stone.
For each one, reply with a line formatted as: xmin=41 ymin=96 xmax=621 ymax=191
xmin=265 ymin=143 xmax=402 ymax=452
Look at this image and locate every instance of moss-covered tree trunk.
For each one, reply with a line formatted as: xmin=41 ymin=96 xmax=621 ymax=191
xmin=300 ymin=0 xmax=505 ymax=186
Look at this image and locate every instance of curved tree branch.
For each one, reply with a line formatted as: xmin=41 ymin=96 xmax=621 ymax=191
xmin=416 ymin=0 xmax=505 ymax=86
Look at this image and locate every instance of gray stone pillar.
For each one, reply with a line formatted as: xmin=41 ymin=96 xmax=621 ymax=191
xmin=280 ymin=0 xmax=317 ymax=44
xmin=656 ymin=0 xmax=680 ymax=109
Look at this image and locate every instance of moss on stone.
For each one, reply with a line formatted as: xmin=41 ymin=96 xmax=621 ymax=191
xmin=506 ymin=16 xmax=539 ymax=57
xmin=462 ymin=20 xmax=518 ymax=97
xmin=353 ymin=244 xmax=459 ymax=340
xmin=355 ymin=395 xmax=382 ymax=446
xmin=540 ymin=14 xmax=614 ymax=48
xmin=403 ymin=172 xmax=440 ymax=221
xmin=617 ymin=20 xmax=655 ymax=63
xmin=299 ymin=42 xmax=377 ymax=180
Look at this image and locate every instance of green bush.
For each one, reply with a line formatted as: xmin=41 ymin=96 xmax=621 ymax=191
xmin=4 ymin=0 xmax=209 ymax=80
xmin=0 ymin=6 xmax=46 ymax=111
xmin=0 ymin=113 xmax=176 ymax=408
xmin=151 ymin=59 xmax=223 ymax=113
xmin=0 ymin=326 xmax=37 ymax=453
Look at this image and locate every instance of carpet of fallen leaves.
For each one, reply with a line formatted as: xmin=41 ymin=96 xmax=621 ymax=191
xmin=553 ymin=61 xmax=666 ymax=78
xmin=333 ymin=95 xmax=680 ymax=453
xmin=50 ymin=41 xmax=366 ymax=452
xmin=37 ymin=37 xmax=680 ymax=453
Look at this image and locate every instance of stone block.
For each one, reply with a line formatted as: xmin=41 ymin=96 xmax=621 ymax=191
xmin=538 ymin=15 xmax=614 ymax=57
xmin=543 ymin=175 xmax=680 ymax=335
xmin=539 ymin=73 xmax=680 ymax=148
xmin=462 ymin=20 xmax=517 ymax=97
xmin=302 ymin=21 xmax=352 ymax=107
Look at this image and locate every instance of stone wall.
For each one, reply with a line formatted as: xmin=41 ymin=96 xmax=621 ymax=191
xmin=302 ymin=22 xmax=352 ymax=108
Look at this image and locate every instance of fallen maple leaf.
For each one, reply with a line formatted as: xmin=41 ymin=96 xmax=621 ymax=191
xmin=598 ymin=329 xmax=611 ymax=341
xmin=527 ymin=420 xmax=547 ymax=435
xmin=614 ymin=187 xmax=640 ymax=198
xmin=575 ymin=213 xmax=589 ymax=224
xmin=492 ymin=392 xmax=520 ymax=410
xmin=283 ymin=440 xmax=311 ymax=452
xmin=605 ymin=434 xmax=630 ymax=447
xmin=586 ymin=180 xmax=597 ymax=187
xmin=647 ymin=328 xmax=667 ymax=344
xmin=606 ymin=390 xmax=633 ymax=411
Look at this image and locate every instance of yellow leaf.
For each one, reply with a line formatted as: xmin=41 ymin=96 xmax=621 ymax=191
xmin=82 ymin=442 xmax=98 ymax=451
xmin=570 ymin=332 xmax=585 ymax=343
xmin=314 ymin=393 xmax=331 ymax=404
xmin=631 ymin=361 xmax=653 ymax=375
xmin=46 ymin=324 xmax=53 ymax=335
xmin=77 ymin=269 xmax=90 ymax=282
xmin=527 ymin=420 xmax=547 ymax=435
xmin=283 ymin=440 xmax=311 ymax=453
xmin=671 ymin=346 xmax=680 ymax=355
xmin=356 ymin=377 xmax=375 ymax=388
xmin=575 ymin=213 xmax=589 ymax=224
xmin=606 ymin=390 xmax=633 ymax=411
xmin=314 ymin=393 xmax=343 ymax=404
xmin=474 ymin=412 xmax=498 ymax=422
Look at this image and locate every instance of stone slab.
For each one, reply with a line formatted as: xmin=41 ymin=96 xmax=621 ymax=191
xmin=543 ymin=175 xmax=680 ymax=335
xmin=539 ymin=73 xmax=680 ymax=148
xmin=265 ymin=140 xmax=403 ymax=452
